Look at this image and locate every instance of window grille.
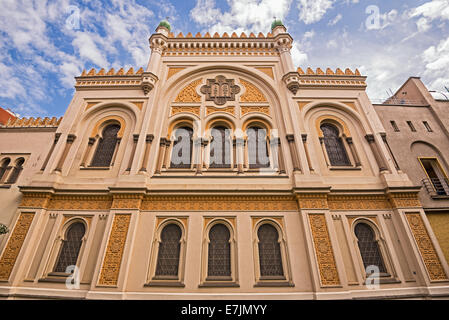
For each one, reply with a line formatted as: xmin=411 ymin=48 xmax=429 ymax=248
xmin=258 ymin=224 xmax=284 ymax=277
xmin=320 ymin=124 xmax=351 ymax=166
xmin=54 ymin=222 xmax=85 ymax=273
xmin=354 ymin=223 xmax=387 ymax=273
xmin=247 ymin=127 xmax=270 ymax=169
xmin=91 ymin=124 xmax=120 ymax=167
xmin=208 ymin=224 xmax=231 ymax=277
xmin=155 ymin=224 xmax=182 ymax=277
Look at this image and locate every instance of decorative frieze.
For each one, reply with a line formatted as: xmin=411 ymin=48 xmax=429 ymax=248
xmin=240 ymin=106 xmax=270 ymax=117
xmin=111 ymin=194 xmax=143 ymax=210
xmin=98 ymin=214 xmax=131 ymax=286
xmin=48 ymin=195 xmax=112 ymax=211
xmin=0 ymin=213 xmax=35 ymax=281
xmin=171 ymin=106 xmax=201 ymax=117
xmin=206 ymin=106 xmax=235 ymax=116
xmin=141 ymin=195 xmax=298 ymax=212
xmin=19 ymin=193 xmax=51 ymax=209
xmin=388 ymin=193 xmax=421 ymax=208
xmin=405 ymin=213 xmax=448 ymax=281
xmin=296 ymin=194 xmax=328 ymax=209
xmin=308 ymin=214 xmax=340 ymax=286
xmin=328 ymin=195 xmax=391 ymax=211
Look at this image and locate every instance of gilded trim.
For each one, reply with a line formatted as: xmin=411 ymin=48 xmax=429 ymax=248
xmin=98 ymin=214 xmax=131 ymax=286
xmin=405 ymin=213 xmax=448 ymax=281
xmin=0 ymin=213 xmax=35 ymax=281
xmin=308 ymin=214 xmax=340 ymax=286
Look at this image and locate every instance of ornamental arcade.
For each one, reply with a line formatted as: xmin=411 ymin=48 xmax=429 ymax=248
xmin=0 ymin=20 xmax=448 ymax=299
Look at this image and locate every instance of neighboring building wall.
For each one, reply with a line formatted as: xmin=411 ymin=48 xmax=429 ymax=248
xmin=0 ymin=108 xmax=16 ymax=126
xmin=374 ymin=77 xmax=449 ymax=266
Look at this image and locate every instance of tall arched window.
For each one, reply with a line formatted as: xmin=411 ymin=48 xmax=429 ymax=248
xmin=0 ymin=158 xmax=11 ymax=183
xmin=54 ymin=222 xmax=85 ymax=273
xmin=354 ymin=223 xmax=387 ymax=274
xmin=258 ymin=224 xmax=284 ymax=277
xmin=209 ymin=126 xmax=231 ymax=168
xmin=207 ymin=224 xmax=231 ymax=278
xmin=91 ymin=124 xmax=120 ymax=167
xmin=6 ymin=158 xmax=24 ymax=184
xmin=155 ymin=224 xmax=182 ymax=278
xmin=247 ymin=126 xmax=270 ymax=169
xmin=170 ymin=126 xmax=193 ymax=168
xmin=320 ymin=123 xmax=351 ymax=166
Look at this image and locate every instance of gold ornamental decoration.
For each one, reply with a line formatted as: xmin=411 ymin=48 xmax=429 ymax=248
xmin=98 ymin=214 xmax=131 ymax=286
xmin=240 ymin=106 xmax=270 ymax=117
xmin=141 ymin=195 xmax=298 ymax=211
xmin=48 ymin=195 xmax=112 ymax=210
xmin=200 ymin=76 xmax=241 ymax=106
xmin=0 ymin=213 xmax=35 ymax=281
xmin=171 ymin=106 xmax=201 ymax=117
xmin=297 ymin=194 xmax=329 ymax=210
xmin=388 ymin=193 xmax=421 ymax=208
xmin=174 ymin=79 xmax=202 ymax=103
xmin=19 ymin=193 xmax=51 ymax=209
xmin=308 ymin=214 xmax=341 ymax=286
xmin=239 ymin=79 xmax=267 ymax=102
xmin=206 ymin=106 xmax=235 ymax=116
xmin=111 ymin=194 xmax=143 ymax=210
xmin=328 ymin=195 xmax=391 ymax=211
xmin=405 ymin=213 xmax=448 ymax=281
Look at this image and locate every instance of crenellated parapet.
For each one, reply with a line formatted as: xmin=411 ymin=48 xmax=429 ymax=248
xmin=2 ymin=116 xmax=62 ymax=128
xmin=293 ymin=67 xmax=367 ymax=90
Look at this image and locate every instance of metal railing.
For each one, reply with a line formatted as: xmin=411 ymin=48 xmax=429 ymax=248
xmin=422 ymin=177 xmax=449 ymax=197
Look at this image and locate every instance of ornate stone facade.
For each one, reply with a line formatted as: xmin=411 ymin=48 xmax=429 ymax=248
xmin=0 ymin=21 xmax=448 ymax=300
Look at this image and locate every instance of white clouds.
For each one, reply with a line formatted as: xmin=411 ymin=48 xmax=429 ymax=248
xmin=297 ymin=0 xmax=335 ymax=25
xmin=328 ymin=14 xmax=342 ymax=26
xmin=409 ymin=0 xmax=449 ymax=32
xmin=190 ymin=0 xmax=293 ymax=34
xmin=291 ymin=41 xmax=308 ymax=66
xmin=422 ymin=36 xmax=449 ymax=90
xmin=72 ymin=32 xmax=109 ymax=67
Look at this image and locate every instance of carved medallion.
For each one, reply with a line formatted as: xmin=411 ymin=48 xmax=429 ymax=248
xmin=200 ymin=76 xmax=240 ymax=106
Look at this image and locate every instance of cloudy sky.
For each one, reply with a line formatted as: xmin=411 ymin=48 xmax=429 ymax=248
xmin=0 ymin=0 xmax=448 ymax=117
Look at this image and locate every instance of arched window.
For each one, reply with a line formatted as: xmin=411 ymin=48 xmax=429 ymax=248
xmin=155 ymin=224 xmax=182 ymax=278
xmin=91 ymin=124 xmax=120 ymax=167
xmin=0 ymin=158 xmax=11 ymax=183
xmin=207 ymin=224 xmax=231 ymax=278
xmin=247 ymin=126 xmax=270 ymax=169
xmin=258 ymin=224 xmax=284 ymax=277
xmin=209 ymin=126 xmax=231 ymax=168
xmin=170 ymin=126 xmax=193 ymax=168
xmin=354 ymin=223 xmax=387 ymax=274
xmin=54 ymin=222 xmax=85 ymax=273
xmin=6 ymin=158 xmax=24 ymax=184
xmin=320 ymin=123 xmax=351 ymax=166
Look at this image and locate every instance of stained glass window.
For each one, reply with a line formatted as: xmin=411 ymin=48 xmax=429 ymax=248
xmin=155 ymin=224 xmax=182 ymax=278
xmin=170 ymin=127 xmax=193 ymax=168
xmin=54 ymin=222 xmax=85 ymax=273
xmin=258 ymin=224 xmax=284 ymax=277
xmin=355 ymin=223 xmax=387 ymax=273
xmin=321 ymin=123 xmax=351 ymax=166
xmin=91 ymin=124 xmax=120 ymax=167
xmin=208 ymin=224 xmax=231 ymax=277
xmin=6 ymin=158 xmax=24 ymax=184
xmin=209 ymin=126 xmax=231 ymax=168
xmin=247 ymin=127 xmax=270 ymax=169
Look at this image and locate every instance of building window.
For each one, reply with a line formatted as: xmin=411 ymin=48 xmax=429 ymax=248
xmin=54 ymin=222 xmax=86 ymax=273
xmin=247 ymin=126 xmax=270 ymax=169
xmin=406 ymin=121 xmax=416 ymax=132
xmin=390 ymin=121 xmax=399 ymax=132
xmin=6 ymin=158 xmax=24 ymax=184
xmin=91 ymin=124 xmax=120 ymax=167
xmin=0 ymin=158 xmax=11 ymax=183
xmin=207 ymin=224 xmax=231 ymax=279
xmin=423 ymin=121 xmax=433 ymax=132
xmin=154 ymin=224 xmax=182 ymax=278
xmin=420 ymin=158 xmax=449 ymax=196
xmin=354 ymin=223 xmax=387 ymax=274
xmin=209 ymin=126 xmax=231 ymax=168
xmin=170 ymin=126 xmax=193 ymax=168
xmin=257 ymin=224 xmax=284 ymax=278
xmin=320 ymin=123 xmax=351 ymax=166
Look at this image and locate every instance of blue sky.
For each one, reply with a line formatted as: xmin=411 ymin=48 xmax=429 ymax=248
xmin=0 ymin=0 xmax=448 ymax=117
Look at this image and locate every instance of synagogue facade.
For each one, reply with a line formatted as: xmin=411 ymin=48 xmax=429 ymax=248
xmin=0 ymin=20 xmax=448 ymax=299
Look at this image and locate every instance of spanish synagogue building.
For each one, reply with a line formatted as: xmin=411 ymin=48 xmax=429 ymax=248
xmin=0 ymin=20 xmax=448 ymax=299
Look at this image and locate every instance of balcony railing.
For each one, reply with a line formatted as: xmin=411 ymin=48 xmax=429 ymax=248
xmin=422 ymin=177 xmax=449 ymax=197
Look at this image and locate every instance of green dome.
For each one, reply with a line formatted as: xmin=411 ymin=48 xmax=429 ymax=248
xmin=271 ymin=19 xmax=284 ymax=30
xmin=158 ymin=20 xmax=171 ymax=32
